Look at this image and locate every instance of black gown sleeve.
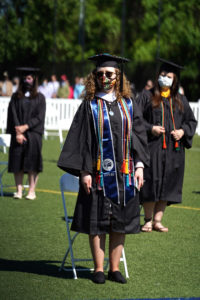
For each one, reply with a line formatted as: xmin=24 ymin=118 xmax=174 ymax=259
xmin=57 ymin=100 xmax=93 ymax=176
xmin=180 ymin=95 xmax=197 ymax=149
xmin=27 ymin=93 xmax=46 ymax=133
xmin=135 ymin=90 xmax=154 ymax=134
xmin=131 ymin=98 xmax=150 ymax=167
xmin=6 ymin=94 xmax=20 ymax=134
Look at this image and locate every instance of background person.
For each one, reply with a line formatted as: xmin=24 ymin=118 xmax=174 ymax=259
xmin=136 ymin=58 xmax=197 ymax=232
xmin=144 ymin=79 xmax=154 ymax=91
xmin=57 ymin=74 xmax=70 ymax=98
xmin=0 ymin=71 xmax=13 ymax=96
xmin=6 ymin=67 xmax=46 ymax=200
xmin=58 ymin=53 xmax=149 ymax=284
xmin=48 ymin=74 xmax=60 ymax=98
xmin=73 ymin=76 xmax=85 ymax=99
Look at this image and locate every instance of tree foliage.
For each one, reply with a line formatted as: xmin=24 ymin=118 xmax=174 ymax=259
xmin=0 ymin=0 xmax=199 ymax=100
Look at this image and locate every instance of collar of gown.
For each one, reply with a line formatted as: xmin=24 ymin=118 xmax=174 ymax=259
xmin=95 ymin=92 xmax=116 ymax=102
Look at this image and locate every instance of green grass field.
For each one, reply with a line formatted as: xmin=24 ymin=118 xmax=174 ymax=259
xmin=0 ymin=134 xmax=200 ymax=300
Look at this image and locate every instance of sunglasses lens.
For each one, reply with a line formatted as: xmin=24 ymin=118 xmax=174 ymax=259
xmin=96 ymin=71 xmax=115 ymax=78
xmin=96 ymin=71 xmax=104 ymax=78
xmin=105 ymin=72 xmax=114 ymax=78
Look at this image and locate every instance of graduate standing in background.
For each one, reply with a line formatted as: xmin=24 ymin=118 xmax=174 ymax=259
xmin=58 ymin=54 xmax=150 ymax=284
xmin=136 ymin=58 xmax=197 ymax=233
xmin=6 ymin=67 xmax=46 ymax=200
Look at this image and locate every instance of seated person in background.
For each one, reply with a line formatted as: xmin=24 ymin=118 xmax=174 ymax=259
xmin=48 ymin=74 xmax=60 ymax=98
xmin=38 ymin=78 xmax=52 ymax=98
xmin=73 ymin=76 xmax=85 ymax=99
xmin=57 ymin=74 xmax=70 ymax=98
xmin=0 ymin=71 xmax=13 ymax=96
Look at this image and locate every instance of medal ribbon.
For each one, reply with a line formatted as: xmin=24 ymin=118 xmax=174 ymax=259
xmin=91 ymin=98 xmax=134 ymax=205
xmin=91 ymin=98 xmax=120 ymax=204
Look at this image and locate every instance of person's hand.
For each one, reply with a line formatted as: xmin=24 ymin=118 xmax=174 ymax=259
xmin=15 ymin=124 xmax=29 ymax=134
xmin=171 ymin=129 xmax=184 ymax=141
xmin=16 ymin=134 xmax=27 ymax=145
xmin=152 ymin=126 xmax=165 ymax=136
xmin=134 ymin=167 xmax=144 ymax=191
xmin=81 ymin=172 xmax=92 ymax=194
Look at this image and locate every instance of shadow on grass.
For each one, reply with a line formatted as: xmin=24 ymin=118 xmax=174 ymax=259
xmin=192 ymin=191 xmax=200 ymax=194
xmin=0 ymin=258 xmax=93 ymax=280
xmin=0 ymin=192 xmax=13 ymax=197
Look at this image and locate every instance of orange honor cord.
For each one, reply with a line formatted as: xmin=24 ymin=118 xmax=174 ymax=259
xmin=161 ymin=101 xmax=167 ymax=149
xmin=169 ymin=98 xmax=180 ymax=151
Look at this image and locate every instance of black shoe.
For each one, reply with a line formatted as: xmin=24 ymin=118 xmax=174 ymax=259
xmin=92 ymin=271 xmax=105 ymax=284
xmin=108 ymin=271 xmax=127 ymax=284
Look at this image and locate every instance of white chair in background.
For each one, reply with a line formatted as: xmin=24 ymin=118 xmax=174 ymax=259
xmin=0 ymin=134 xmax=11 ymax=196
xmin=44 ymin=100 xmax=63 ymax=147
xmin=59 ymin=172 xmax=129 ymax=279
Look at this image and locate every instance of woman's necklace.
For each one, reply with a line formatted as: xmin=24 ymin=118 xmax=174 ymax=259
xmin=107 ymin=102 xmax=114 ymax=116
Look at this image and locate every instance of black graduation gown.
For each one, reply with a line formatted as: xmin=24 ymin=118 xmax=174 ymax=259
xmin=57 ymin=98 xmax=150 ymax=235
xmin=6 ymin=92 xmax=46 ymax=173
xmin=136 ymin=89 xmax=197 ymax=204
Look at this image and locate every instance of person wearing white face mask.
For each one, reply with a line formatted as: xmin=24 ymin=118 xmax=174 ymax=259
xmin=58 ymin=53 xmax=150 ymax=284
xmin=136 ymin=58 xmax=197 ymax=233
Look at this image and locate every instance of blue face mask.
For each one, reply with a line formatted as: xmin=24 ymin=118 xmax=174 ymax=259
xmin=158 ymin=75 xmax=173 ymax=88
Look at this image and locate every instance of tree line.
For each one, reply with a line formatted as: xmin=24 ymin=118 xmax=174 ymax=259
xmin=0 ymin=0 xmax=199 ymax=100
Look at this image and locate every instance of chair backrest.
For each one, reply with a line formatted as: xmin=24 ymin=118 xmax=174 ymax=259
xmin=0 ymin=134 xmax=11 ymax=154
xmin=60 ymin=173 xmax=79 ymax=225
xmin=60 ymin=173 xmax=79 ymax=193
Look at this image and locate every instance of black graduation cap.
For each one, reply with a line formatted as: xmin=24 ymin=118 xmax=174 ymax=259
xmin=16 ymin=67 xmax=40 ymax=77
xmin=88 ymin=53 xmax=130 ymax=91
xmin=88 ymin=53 xmax=129 ymax=68
xmin=157 ymin=58 xmax=184 ymax=76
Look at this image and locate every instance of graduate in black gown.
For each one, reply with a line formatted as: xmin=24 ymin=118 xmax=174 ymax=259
xmin=58 ymin=54 xmax=150 ymax=284
xmin=6 ymin=67 xmax=46 ymax=200
xmin=136 ymin=58 xmax=197 ymax=233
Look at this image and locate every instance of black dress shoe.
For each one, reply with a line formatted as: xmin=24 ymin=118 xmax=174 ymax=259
xmin=92 ymin=271 xmax=105 ymax=284
xmin=108 ymin=271 xmax=127 ymax=284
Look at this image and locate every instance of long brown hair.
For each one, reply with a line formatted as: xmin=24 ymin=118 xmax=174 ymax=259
xmin=16 ymin=76 xmax=39 ymax=99
xmin=152 ymin=72 xmax=183 ymax=111
xmin=84 ymin=68 xmax=131 ymax=101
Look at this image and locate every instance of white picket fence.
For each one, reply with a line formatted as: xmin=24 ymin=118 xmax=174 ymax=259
xmin=0 ymin=97 xmax=200 ymax=140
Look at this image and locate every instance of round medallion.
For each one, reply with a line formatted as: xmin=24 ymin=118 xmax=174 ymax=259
xmin=103 ymin=158 xmax=114 ymax=171
xmin=109 ymin=110 xmax=114 ymax=116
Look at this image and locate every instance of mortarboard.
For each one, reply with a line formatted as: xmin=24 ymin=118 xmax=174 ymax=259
xmin=88 ymin=53 xmax=129 ymax=68
xmin=16 ymin=67 xmax=40 ymax=77
xmin=157 ymin=58 xmax=184 ymax=76
xmin=88 ymin=53 xmax=130 ymax=91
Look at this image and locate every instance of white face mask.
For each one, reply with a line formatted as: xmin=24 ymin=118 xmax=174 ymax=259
xmin=158 ymin=75 xmax=173 ymax=88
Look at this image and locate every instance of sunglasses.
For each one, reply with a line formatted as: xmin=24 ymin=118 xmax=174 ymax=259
xmin=96 ymin=71 xmax=116 ymax=79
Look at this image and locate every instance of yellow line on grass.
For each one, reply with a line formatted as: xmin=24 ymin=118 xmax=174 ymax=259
xmin=35 ymin=188 xmax=200 ymax=211
xmin=170 ymin=205 xmax=200 ymax=211
xmin=36 ymin=188 xmax=77 ymax=196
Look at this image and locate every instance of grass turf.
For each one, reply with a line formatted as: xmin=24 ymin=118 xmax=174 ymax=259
xmin=0 ymin=134 xmax=200 ymax=300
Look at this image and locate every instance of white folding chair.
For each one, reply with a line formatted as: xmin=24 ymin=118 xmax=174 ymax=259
xmin=0 ymin=134 xmax=11 ymax=196
xmin=59 ymin=172 xmax=129 ymax=279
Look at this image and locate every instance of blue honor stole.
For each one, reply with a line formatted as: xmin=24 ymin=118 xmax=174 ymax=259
xmin=90 ymin=98 xmax=135 ymax=205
